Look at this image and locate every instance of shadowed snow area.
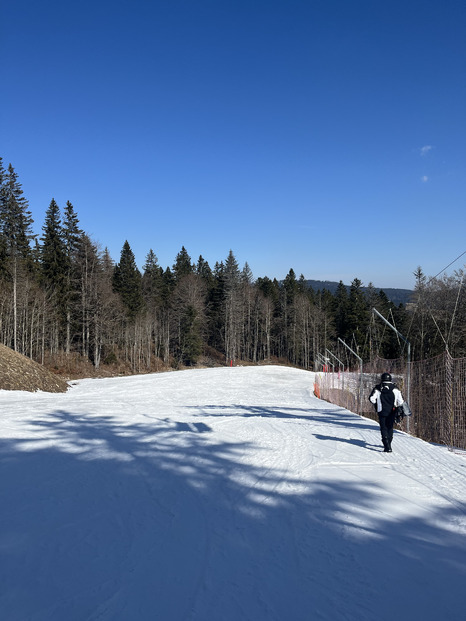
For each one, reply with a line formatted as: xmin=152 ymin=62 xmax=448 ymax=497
xmin=1 ymin=366 xmax=466 ymax=620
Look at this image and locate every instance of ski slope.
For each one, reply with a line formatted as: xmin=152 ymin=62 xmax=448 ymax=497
xmin=1 ymin=365 xmax=465 ymax=621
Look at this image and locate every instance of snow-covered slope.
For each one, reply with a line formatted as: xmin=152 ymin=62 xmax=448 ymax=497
xmin=1 ymin=366 xmax=465 ymax=621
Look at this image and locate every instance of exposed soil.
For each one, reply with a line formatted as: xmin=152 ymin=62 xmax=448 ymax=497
xmin=0 ymin=344 xmax=69 ymax=393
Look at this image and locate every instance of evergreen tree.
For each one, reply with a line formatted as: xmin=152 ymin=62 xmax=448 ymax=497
xmin=196 ymin=255 xmax=213 ymax=282
xmin=409 ymin=266 xmax=430 ymax=360
xmin=256 ymin=276 xmax=279 ymax=301
xmin=61 ymin=202 xmax=84 ymax=353
xmin=313 ymin=288 xmax=334 ymax=360
xmin=74 ymin=234 xmax=114 ymax=363
xmin=0 ymin=157 xmax=6 ymax=220
xmin=283 ymin=268 xmax=298 ymax=302
xmin=172 ymin=271 xmax=206 ymax=366
xmin=0 ymin=164 xmax=35 ymax=350
xmin=224 ymin=250 xmax=240 ymax=291
xmin=40 ymin=199 xmax=68 ymax=290
xmin=102 ymin=247 xmax=114 ymax=274
xmin=63 ymin=201 xmax=83 ymax=257
xmin=143 ymin=248 xmax=160 ymax=276
xmin=281 ymin=269 xmax=299 ymax=360
xmin=241 ymin=262 xmax=254 ymax=285
xmin=161 ymin=266 xmax=176 ymax=303
xmin=206 ymin=261 xmax=225 ymax=352
xmin=346 ymin=278 xmax=370 ymax=357
xmin=40 ymin=199 xmax=71 ymax=352
xmin=223 ymin=251 xmax=242 ymax=362
xmin=179 ymin=304 xmax=202 ymax=365
xmin=297 ymin=274 xmax=308 ymax=295
xmin=369 ymin=288 xmax=390 ymax=357
xmin=333 ymin=281 xmax=349 ymax=337
xmin=173 ymin=246 xmax=194 ymax=280
xmin=142 ymin=249 xmax=163 ymax=306
xmin=0 ymin=158 xmax=8 ymax=280
xmin=239 ymin=262 xmax=257 ymax=361
xmin=0 ymin=231 xmax=8 ymax=281
xmin=0 ymin=164 xmax=35 ymax=261
xmin=113 ymin=241 xmax=144 ymax=319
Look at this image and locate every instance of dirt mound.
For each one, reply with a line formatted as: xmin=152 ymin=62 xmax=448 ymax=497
xmin=0 ymin=344 xmax=69 ymax=393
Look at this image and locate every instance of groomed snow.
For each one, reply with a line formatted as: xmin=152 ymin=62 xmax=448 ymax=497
xmin=1 ymin=365 xmax=465 ymax=621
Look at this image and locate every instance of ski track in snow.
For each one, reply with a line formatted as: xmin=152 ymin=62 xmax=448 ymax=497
xmin=1 ymin=365 xmax=466 ymax=621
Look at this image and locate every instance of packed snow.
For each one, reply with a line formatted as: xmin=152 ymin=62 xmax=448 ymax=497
xmin=1 ymin=365 xmax=466 ymax=621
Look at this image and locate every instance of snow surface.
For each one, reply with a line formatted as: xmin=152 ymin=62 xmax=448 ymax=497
xmin=1 ymin=365 xmax=466 ymax=621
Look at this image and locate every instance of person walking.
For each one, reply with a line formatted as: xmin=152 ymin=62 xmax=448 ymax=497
xmin=369 ymin=372 xmax=404 ymax=452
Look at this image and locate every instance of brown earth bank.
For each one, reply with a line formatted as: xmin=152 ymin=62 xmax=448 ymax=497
xmin=0 ymin=344 xmax=70 ymax=393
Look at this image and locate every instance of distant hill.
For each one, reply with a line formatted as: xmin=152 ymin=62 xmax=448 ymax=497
xmin=305 ymin=280 xmax=413 ymax=306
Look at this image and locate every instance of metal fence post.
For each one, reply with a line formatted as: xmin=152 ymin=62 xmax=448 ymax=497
xmin=338 ymin=338 xmax=363 ymax=415
xmin=372 ymin=308 xmax=411 ymax=432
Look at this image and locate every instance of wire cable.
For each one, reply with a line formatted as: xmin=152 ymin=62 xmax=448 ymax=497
xmin=447 ymin=270 xmax=465 ymax=349
xmin=426 ymin=250 xmax=466 ymax=285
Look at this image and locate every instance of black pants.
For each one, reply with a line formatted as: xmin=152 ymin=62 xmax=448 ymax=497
xmin=378 ymin=411 xmax=396 ymax=446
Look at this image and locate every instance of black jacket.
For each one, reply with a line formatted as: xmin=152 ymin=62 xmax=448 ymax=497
xmin=369 ymin=382 xmax=404 ymax=416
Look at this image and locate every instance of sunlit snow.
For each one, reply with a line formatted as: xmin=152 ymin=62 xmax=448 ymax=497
xmin=1 ymin=366 xmax=465 ymax=620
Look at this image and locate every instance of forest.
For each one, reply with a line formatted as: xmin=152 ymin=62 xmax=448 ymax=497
xmin=1 ymin=157 xmax=465 ymax=376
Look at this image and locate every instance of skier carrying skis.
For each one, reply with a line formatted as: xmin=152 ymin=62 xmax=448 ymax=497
xmin=369 ymin=373 xmax=405 ymax=453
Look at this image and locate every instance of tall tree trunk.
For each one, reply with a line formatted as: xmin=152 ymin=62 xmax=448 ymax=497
xmin=12 ymin=258 xmax=17 ymax=351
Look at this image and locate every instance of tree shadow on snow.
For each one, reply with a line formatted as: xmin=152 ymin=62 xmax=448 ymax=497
xmin=1 ymin=406 xmax=466 ymax=621
xmin=190 ymin=403 xmax=379 ymax=432
xmin=312 ymin=433 xmax=381 ymax=452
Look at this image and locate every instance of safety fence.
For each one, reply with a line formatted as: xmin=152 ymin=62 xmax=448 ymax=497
xmin=314 ymin=351 xmax=466 ymax=452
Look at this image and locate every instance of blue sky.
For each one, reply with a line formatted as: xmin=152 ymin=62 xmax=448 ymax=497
xmin=2 ymin=0 xmax=465 ymax=289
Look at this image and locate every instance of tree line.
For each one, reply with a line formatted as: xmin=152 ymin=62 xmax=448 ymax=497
xmin=1 ymin=157 xmax=465 ymax=374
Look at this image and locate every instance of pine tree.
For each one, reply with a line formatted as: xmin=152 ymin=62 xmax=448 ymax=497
xmin=160 ymin=266 xmax=175 ymax=302
xmin=113 ymin=241 xmax=144 ymax=319
xmin=346 ymin=278 xmax=370 ymax=357
xmin=40 ymin=199 xmax=68 ymax=289
xmin=0 ymin=164 xmax=35 ymax=350
xmin=239 ymin=262 xmax=255 ymax=360
xmin=0 ymin=157 xmax=6 ymax=216
xmin=141 ymin=249 xmax=164 ymax=363
xmin=0 ymin=164 xmax=35 ymax=261
xmin=281 ymin=268 xmax=299 ymax=361
xmin=179 ymin=305 xmax=202 ymax=365
xmin=223 ymin=251 xmax=241 ymax=362
xmin=62 ymin=201 xmax=83 ymax=354
xmin=40 ymin=199 xmax=69 ymax=352
xmin=0 ymin=158 xmax=8 ymax=280
xmin=102 ymin=247 xmax=114 ymax=274
xmin=75 ymin=234 xmax=98 ymax=359
xmin=241 ymin=262 xmax=254 ymax=285
xmin=63 ymin=201 xmax=83 ymax=258
xmin=196 ymin=255 xmax=213 ymax=282
xmin=314 ymin=288 xmax=334 ymax=361
xmin=256 ymin=276 xmax=279 ymax=301
xmin=297 ymin=273 xmax=308 ymax=295
xmin=171 ymin=271 xmax=207 ymax=367
xmin=206 ymin=261 xmax=225 ymax=353
xmin=0 ymin=231 xmax=8 ymax=281
xmin=142 ymin=249 xmax=163 ymax=306
xmin=283 ymin=268 xmax=298 ymax=302
xmin=409 ymin=266 xmax=430 ymax=360
xmin=74 ymin=234 xmax=116 ymax=364
xmin=333 ymin=281 xmax=349 ymax=338
xmin=173 ymin=246 xmax=194 ymax=280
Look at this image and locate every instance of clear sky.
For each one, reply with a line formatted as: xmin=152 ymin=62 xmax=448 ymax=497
xmin=2 ymin=0 xmax=465 ymax=290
